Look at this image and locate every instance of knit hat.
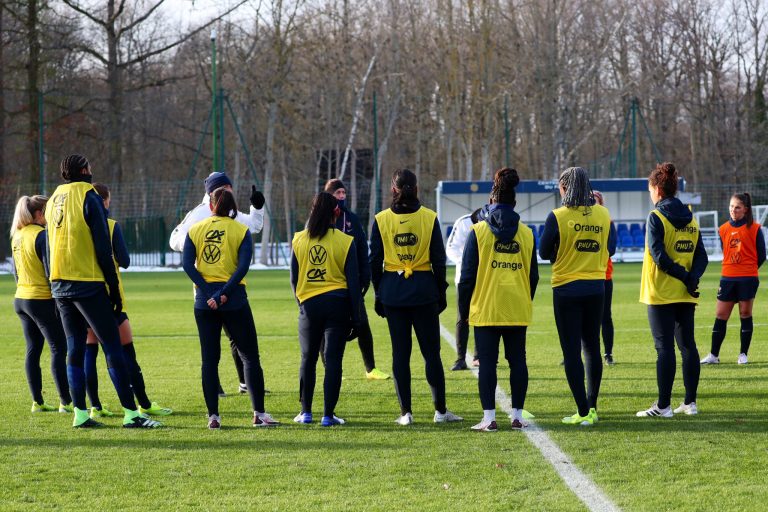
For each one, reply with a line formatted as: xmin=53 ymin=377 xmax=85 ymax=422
xmin=204 ymin=172 xmax=232 ymax=194
xmin=324 ymin=178 xmax=346 ymax=193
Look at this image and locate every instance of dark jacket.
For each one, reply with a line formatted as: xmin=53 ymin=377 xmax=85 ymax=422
xmin=334 ymin=205 xmax=370 ymax=292
xmin=369 ymin=201 xmax=448 ymax=307
xmin=647 ymin=197 xmax=708 ymax=282
xmin=458 ymin=203 xmax=539 ymax=321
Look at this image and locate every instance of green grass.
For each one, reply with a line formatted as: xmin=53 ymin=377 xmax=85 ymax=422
xmin=0 ymin=263 xmax=766 ymax=511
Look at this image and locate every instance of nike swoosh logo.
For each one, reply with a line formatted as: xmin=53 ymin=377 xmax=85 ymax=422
xmin=399 ymin=220 xmax=409 ymax=224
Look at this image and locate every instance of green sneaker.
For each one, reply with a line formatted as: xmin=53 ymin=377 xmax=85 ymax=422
xmin=58 ymin=403 xmax=74 ymax=413
xmin=90 ymin=405 xmax=116 ymax=418
xmin=366 ymin=368 xmax=391 ymax=380
xmin=123 ymin=409 xmax=163 ymax=428
xmin=588 ymin=408 xmax=598 ymax=424
xmin=139 ymin=402 xmax=173 ymax=416
xmin=562 ymin=412 xmax=593 ymax=426
xmin=522 ymin=410 xmax=535 ymax=420
xmin=72 ymin=407 xmax=103 ymax=428
xmin=31 ymin=401 xmax=57 ymax=413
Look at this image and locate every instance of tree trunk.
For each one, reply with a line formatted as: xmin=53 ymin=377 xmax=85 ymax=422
xmin=259 ymin=98 xmax=278 ymax=264
xmin=26 ymin=0 xmax=40 ymax=188
xmin=106 ymin=0 xmax=124 ymax=183
xmin=0 ymin=3 xmax=5 ymax=179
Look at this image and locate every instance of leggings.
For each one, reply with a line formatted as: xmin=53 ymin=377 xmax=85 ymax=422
xmin=553 ymin=292 xmax=604 ymax=417
xmin=455 ymin=295 xmax=477 ymax=360
xmin=14 ymin=298 xmax=71 ymax=405
xmin=194 ymin=304 xmax=265 ymax=416
xmin=298 ymin=295 xmax=350 ymax=417
xmin=474 ymin=326 xmax=528 ymax=411
xmin=647 ymin=303 xmax=700 ymax=409
xmin=56 ymin=293 xmax=136 ymax=411
xmin=320 ymin=296 xmax=376 ymax=372
xmin=384 ymin=303 xmax=446 ymax=415
xmin=602 ymin=280 xmax=615 ymax=355
xmin=223 ymin=324 xmax=246 ymax=385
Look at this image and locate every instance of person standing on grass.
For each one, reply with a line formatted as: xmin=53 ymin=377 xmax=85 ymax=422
xmin=446 ymin=207 xmax=483 ymax=371
xmin=291 ymin=192 xmax=361 ymax=427
xmin=369 ymin=169 xmax=463 ymax=426
xmin=637 ymin=162 xmax=708 ymax=418
xmin=592 ymin=191 xmax=617 ymax=366
xmin=170 ymin=171 xmax=266 ymax=397
xmin=82 ymin=183 xmax=173 ymax=420
xmin=539 ymin=167 xmax=616 ymax=427
xmin=322 ymin=178 xmax=389 ymax=381
xmin=11 ymin=195 xmax=73 ymax=414
xmin=46 ymin=154 xmax=161 ymax=428
xmin=182 ymin=186 xmax=278 ymax=429
xmin=701 ymin=192 xmax=765 ymax=366
xmin=458 ymin=168 xmax=538 ymax=432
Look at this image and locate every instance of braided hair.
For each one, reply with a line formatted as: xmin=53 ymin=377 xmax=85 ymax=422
xmin=489 ymin=167 xmax=520 ymax=205
xmin=60 ymin=154 xmax=90 ymax=182
xmin=732 ymin=192 xmax=754 ymax=227
xmin=559 ymin=167 xmax=593 ymax=208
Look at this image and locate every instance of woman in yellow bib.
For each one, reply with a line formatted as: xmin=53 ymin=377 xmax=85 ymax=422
xmin=11 ymin=195 xmax=72 ymax=413
xmin=458 ymin=168 xmax=539 ymax=432
xmin=183 ymin=187 xmax=278 ymax=429
xmin=539 ymin=167 xmax=616 ymax=426
xmin=637 ymin=163 xmax=708 ymax=418
xmin=290 ymin=192 xmax=361 ymax=426
xmin=370 ymin=169 xmax=462 ymax=426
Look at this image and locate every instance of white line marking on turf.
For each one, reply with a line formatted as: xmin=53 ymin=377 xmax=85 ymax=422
xmin=440 ymin=323 xmax=621 ymax=512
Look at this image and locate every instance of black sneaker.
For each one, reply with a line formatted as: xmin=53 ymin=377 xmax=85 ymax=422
xmin=74 ymin=418 xmax=104 ymax=429
xmin=238 ymin=383 xmax=248 ymax=394
xmin=604 ymin=354 xmax=615 ymax=366
xmin=123 ymin=414 xmax=162 ymax=429
xmin=450 ymin=359 xmax=468 ymax=371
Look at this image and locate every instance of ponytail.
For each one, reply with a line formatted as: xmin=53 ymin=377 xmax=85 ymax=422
xmin=490 ymin=167 xmax=520 ymax=205
xmin=732 ymin=192 xmax=754 ymax=227
xmin=306 ymin=192 xmax=338 ymax=239
xmin=10 ymin=195 xmax=48 ymax=238
xmin=648 ymin=162 xmax=678 ymax=198
xmin=391 ymin=169 xmax=419 ymax=208
xmin=210 ymin=187 xmax=237 ymax=218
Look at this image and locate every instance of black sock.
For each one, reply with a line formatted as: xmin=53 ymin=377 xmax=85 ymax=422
xmin=123 ymin=343 xmax=151 ymax=409
xmin=710 ymin=318 xmax=727 ymax=357
xmin=740 ymin=317 xmax=753 ymax=355
xmin=85 ymin=344 xmax=101 ymax=409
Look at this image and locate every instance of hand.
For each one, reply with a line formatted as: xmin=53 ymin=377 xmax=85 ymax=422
xmin=109 ymin=287 xmax=122 ymax=315
xmin=250 ymin=185 xmax=265 ymax=209
xmin=207 ymin=297 xmax=219 ymax=310
xmin=220 ymin=294 xmax=228 ymax=304
xmin=438 ymin=295 xmax=447 ymax=314
xmin=346 ymin=323 xmax=360 ymax=341
xmin=684 ymin=273 xmax=700 ymax=298
xmin=374 ymin=298 xmax=386 ymax=318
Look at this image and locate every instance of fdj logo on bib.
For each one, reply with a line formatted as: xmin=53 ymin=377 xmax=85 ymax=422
xmin=394 ymin=233 xmax=418 ymax=247
xmin=675 ymin=240 xmax=695 ymax=253
xmin=574 ymin=240 xmax=600 ymax=252
xmin=53 ymin=194 xmax=67 ymax=227
xmin=202 ymin=228 xmax=225 ymax=264
xmin=494 ymin=240 xmax=520 ymax=254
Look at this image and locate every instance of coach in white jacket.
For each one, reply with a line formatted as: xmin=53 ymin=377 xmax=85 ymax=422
xmin=170 ymin=171 xmax=266 ymax=396
xmin=445 ymin=208 xmax=482 ymax=370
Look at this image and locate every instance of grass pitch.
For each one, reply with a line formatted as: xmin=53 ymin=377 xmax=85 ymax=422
xmin=0 ymin=263 xmax=766 ymax=511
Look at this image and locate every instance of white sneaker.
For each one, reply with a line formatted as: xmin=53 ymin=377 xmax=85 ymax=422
xmin=700 ymin=353 xmax=720 ymax=364
xmin=253 ymin=411 xmax=280 ymax=427
xmin=395 ymin=412 xmax=413 ymax=426
xmin=434 ymin=410 xmax=463 ymax=423
xmin=673 ymin=402 xmax=698 ymax=415
xmin=738 ymin=353 xmax=748 ymax=365
xmin=208 ymin=414 xmax=221 ymax=429
xmin=470 ymin=419 xmax=498 ymax=432
xmin=636 ymin=402 xmax=673 ymax=418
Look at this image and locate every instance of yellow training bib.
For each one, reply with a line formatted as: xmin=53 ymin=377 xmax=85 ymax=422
xmin=639 ymin=211 xmax=699 ymax=305
xmin=189 ymin=216 xmax=249 ymax=286
xmin=551 ymin=204 xmax=610 ymax=287
xmin=12 ymin=224 xmax=52 ymax=299
xmin=375 ymin=207 xmax=435 ymax=278
xmin=292 ymin=228 xmax=353 ymax=303
xmin=469 ymin=221 xmax=534 ymax=326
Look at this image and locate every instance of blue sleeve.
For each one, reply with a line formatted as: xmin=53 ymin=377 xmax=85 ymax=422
xmin=83 ymin=190 xmax=120 ymax=293
xmin=530 ymin=236 xmax=539 ymax=299
xmin=689 ymin=232 xmax=709 ymax=280
xmin=111 ymin=222 xmax=130 ymax=269
xmin=607 ymin=221 xmax=617 ymax=257
xmin=457 ymin=230 xmax=479 ymax=321
xmin=182 ymin=235 xmax=212 ymax=296
xmin=539 ymin=212 xmax=559 ymax=261
xmin=290 ymin=249 xmax=299 ymax=299
xmin=219 ymin=231 xmax=252 ymax=298
xmin=757 ymin=228 xmax=766 ymax=268
xmin=35 ymin=230 xmax=47 ymax=272
xmin=351 ymin=214 xmax=370 ymax=290
xmin=369 ymin=220 xmax=384 ymax=296
xmin=429 ymin=218 xmax=448 ymax=301
xmin=345 ymin=241 xmax=362 ymax=324
xmin=647 ymin=213 xmax=688 ymax=282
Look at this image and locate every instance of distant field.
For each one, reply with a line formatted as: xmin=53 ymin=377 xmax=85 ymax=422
xmin=0 ymin=263 xmax=766 ymax=511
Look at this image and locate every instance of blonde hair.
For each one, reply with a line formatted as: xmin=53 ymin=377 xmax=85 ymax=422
xmin=10 ymin=195 xmax=48 ymax=238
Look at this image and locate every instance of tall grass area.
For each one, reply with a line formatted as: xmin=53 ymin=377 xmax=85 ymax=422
xmin=0 ymin=263 xmax=766 ymax=511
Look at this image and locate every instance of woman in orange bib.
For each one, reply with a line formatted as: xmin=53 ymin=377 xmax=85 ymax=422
xmin=701 ymin=193 xmax=765 ymax=365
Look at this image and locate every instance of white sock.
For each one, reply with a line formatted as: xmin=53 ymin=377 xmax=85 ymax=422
xmin=483 ymin=409 xmax=496 ymax=423
xmin=511 ymin=408 xmax=524 ymax=421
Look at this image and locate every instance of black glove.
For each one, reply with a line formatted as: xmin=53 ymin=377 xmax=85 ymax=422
xmin=250 ymin=185 xmax=265 ymax=209
xmin=438 ymin=294 xmax=447 ymax=314
xmin=109 ymin=286 xmax=123 ymax=316
xmin=346 ymin=324 xmax=360 ymax=342
xmin=684 ymin=273 xmax=700 ymax=298
xmin=361 ymin=283 xmax=370 ymax=297
xmin=374 ymin=298 xmax=386 ymax=318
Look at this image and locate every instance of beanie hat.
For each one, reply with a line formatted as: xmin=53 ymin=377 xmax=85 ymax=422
xmin=205 ymin=172 xmax=232 ymax=194
xmin=324 ymin=178 xmax=346 ymax=193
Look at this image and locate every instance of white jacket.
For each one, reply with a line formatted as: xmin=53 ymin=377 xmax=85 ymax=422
xmin=169 ymin=193 xmax=265 ymax=252
xmin=445 ymin=213 xmax=475 ymax=285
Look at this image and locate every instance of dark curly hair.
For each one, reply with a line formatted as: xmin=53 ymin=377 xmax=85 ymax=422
xmin=648 ymin=162 xmax=678 ymax=198
xmin=490 ymin=167 xmax=520 ymax=205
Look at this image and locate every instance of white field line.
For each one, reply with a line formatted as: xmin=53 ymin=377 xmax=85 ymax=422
xmin=439 ymin=323 xmax=621 ymax=512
